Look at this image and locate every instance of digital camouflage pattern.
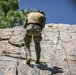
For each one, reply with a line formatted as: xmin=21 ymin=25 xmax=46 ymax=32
xmin=23 ymin=11 xmax=46 ymax=64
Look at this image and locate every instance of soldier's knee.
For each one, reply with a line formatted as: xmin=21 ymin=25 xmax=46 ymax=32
xmin=33 ymin=35 xmax=42 ymax=43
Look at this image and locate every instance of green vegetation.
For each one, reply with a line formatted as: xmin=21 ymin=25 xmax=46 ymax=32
xmin=57 ymin=29 xmax=60 ymax=45
xmin=53 ymin=29 xmax=60 ymax=53
xmin=0 ymin=0 xmax=35 ymax=28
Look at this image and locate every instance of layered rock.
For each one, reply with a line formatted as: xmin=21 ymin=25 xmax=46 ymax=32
xmin=0 ymin=23 xmax=76 ymax=75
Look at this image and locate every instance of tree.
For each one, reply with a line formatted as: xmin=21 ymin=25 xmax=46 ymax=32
xmin=0 ymin=0 xmax=19 ymax=18
xmin=0 ymin=0 xmax=35 ymax=28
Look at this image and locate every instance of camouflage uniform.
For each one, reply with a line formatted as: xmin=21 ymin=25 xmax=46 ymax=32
xmin=23 ymin=12 xmax=46 ymax=64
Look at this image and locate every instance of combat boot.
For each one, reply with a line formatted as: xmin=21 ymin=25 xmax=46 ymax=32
xmin=35 ymin=52 xmax=41 ymax=64
xmin=35 ymin=59 xmax=41 ymax=64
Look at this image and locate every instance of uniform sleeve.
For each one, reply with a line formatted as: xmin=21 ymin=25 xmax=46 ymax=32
xmin=41 ymin=17 xmax=46 ymax=31
xmin=23 ymin=17 xmax=28 ymax=29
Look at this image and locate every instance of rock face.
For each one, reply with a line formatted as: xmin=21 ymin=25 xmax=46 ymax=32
xmin=0 ymin=23 xmax=76 ymax=75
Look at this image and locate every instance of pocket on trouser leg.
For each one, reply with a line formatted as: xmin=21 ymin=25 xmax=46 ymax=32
xmin=33 ymin=31 xmax=41 ymax=36
xmin=34 ymin=25 xmax=41 ymax=31
xmin=33 ymin=25 xmax=41 ymax=36
xmin=26 ymin=24 xmax=33 ymax=36
xmin=33 ymin=35 xmax=42 ymax=43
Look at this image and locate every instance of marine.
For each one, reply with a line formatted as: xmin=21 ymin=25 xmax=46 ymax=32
xmin=23 ymin=10 xmax=46 ymax=65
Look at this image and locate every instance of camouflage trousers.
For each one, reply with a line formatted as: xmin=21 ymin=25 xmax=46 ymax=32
xmin=24 ymin=24 xmax=42 ymax=61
